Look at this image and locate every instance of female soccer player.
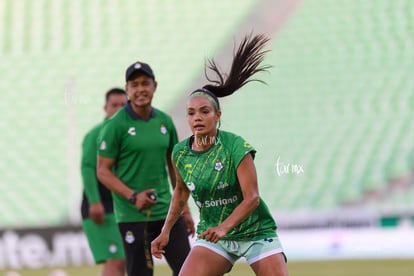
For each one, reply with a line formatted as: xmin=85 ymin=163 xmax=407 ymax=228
xmin=151 ymin=33 xmax=289 ymax=276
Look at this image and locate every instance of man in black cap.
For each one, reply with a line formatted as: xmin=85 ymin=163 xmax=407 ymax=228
xmin=97 ymin=61 xmax=194 ymax=276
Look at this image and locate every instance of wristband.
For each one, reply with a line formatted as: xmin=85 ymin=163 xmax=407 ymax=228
xmin=128 ymin=192 xmax=138 ymax=204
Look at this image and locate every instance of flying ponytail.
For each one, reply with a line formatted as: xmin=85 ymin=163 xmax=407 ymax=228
xmin=190 ymin=33 xmax=272 ymax=110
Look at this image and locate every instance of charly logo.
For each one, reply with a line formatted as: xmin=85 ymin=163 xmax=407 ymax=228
xmin=128 ymin=127 xmax=136 ymax=136
xmin=125 ymin=231 xmax=135 ymax=244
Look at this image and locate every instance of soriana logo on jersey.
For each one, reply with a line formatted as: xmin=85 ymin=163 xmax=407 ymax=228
xmin=204 ymin=195 xmax=238 ymax=208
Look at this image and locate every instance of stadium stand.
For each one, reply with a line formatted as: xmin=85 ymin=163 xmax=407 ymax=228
xmin=1 ymin=0 xmax=413 ymax=229
xmin=221 ymin=0 xmax=414 ymax=216
xmin=0 ymin=0 xmax=256 ymax=228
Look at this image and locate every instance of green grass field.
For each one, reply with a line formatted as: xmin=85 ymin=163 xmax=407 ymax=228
xmin=1 ymin=259 xmax=413 ymax=276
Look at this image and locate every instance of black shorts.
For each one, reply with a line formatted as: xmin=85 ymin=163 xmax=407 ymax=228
xmin=118 ymin=216 xmax=190 ymax=276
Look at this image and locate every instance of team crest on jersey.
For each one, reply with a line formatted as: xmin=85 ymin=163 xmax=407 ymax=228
xmin=160 ymin=124 xmax=167 ymax=134
xmin=109 ymin=243 xmax=118 ymax=253
xmin=128 ymin=127 xmax=136 ymax=136
xmin=214 ymin=159 xmax=224 ymax=171
xmin=100 ymin=141 xmax=106 ymax=150
xmin=125 ymin=231 xmax=135 ymax=244
xmin=187 ymin=181 xmax=195 ymax=191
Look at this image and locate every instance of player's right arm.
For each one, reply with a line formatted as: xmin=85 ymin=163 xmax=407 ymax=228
xmin=151 ymin=161 xmax=190 ymax=258
xmin=81 ymin=130 xmax=101 ymax=204
xmin=97 ymin=156 xmax=132 ymax=199
xmin=81 ymin=129 xmax=105 ymax=224
xmin=97 ymin=156 xmax=156 ymax=211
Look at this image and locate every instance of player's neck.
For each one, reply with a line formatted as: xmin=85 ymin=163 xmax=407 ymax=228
xmin=131 ymin=104 xmax=152 ymax=120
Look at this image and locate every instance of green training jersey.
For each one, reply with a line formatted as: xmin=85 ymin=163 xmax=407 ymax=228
xmin=173 ymin=130 xmax=277 ymax=240
xmin=81 ymin=120 xmax=114 ymax=220
xmin=98 ymin=102 xmax=178 ymax=223
xmin=82 ymin=122 xmax=104 ymax=204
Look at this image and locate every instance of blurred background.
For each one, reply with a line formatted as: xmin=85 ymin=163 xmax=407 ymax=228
xmin=1 ymin=0 xmax=413 ymax=274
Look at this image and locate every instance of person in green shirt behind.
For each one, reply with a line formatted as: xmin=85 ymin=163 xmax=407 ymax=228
xmin=97 ymin=61 xmax=194 ymax=276
xmin=151 ymin=34 xmax=289 ymax=276
xmin=81 ymin=87 xmax=127 ymax=276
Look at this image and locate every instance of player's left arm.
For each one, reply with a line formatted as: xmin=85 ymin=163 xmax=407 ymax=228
xmin=198 ymin=153 xmax=259 ymax=243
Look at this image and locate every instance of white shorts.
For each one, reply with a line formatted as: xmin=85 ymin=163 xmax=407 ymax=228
xmin=194 ymin=236 xmax=285 ymax=265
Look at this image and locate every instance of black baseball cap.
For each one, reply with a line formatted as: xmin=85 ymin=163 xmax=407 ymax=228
xmin=125 ymin=61 xmax=155 ymax=81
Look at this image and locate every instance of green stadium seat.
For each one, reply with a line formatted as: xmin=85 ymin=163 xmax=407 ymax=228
xmin=0 ymin=0 xmax=256 ymax=228
xmin=220 ymin=0 xmax=414 ymax=213
xmin=1 ymin=0 xmax=413 ymax=228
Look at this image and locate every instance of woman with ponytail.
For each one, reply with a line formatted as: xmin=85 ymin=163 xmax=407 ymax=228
xmin=152 ymin=34 xmax=289 ymax=276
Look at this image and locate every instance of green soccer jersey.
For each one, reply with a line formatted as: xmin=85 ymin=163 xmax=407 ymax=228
xmin=81 ymin=120 xmax=115 ymax=220
xmin=82 ymin=122 xmax=104 ymax=204
xmin=173 ymin=130 xmax=277 ymax=240
xmin=98 ymin=102 xmax=178 ymax=223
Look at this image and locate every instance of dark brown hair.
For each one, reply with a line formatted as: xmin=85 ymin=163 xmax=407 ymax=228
xmin=201 ymin=33 xmax=272 ymax=98
xmin=105 ymin=87 xmax=126 ymax=103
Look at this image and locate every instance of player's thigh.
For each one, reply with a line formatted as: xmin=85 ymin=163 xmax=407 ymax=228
xmin=250 ymin=252 xmax=289 ymax=276
xmin=179 ymin=246 xmax=232 ymax=276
